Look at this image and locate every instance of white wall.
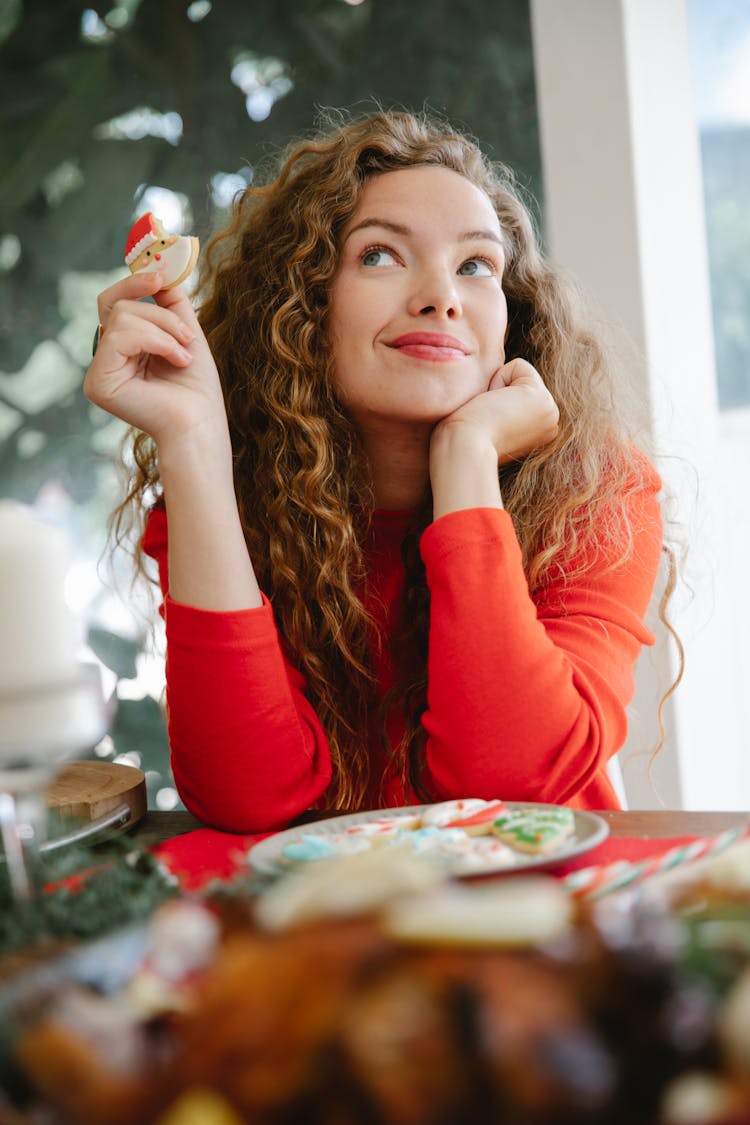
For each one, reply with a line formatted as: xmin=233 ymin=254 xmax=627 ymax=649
xmin=530 ymin=0 xmax=750 ymax=809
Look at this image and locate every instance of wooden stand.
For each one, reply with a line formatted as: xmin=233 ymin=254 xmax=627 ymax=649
xmin=47 ymin=760 xmax=147 ymax=828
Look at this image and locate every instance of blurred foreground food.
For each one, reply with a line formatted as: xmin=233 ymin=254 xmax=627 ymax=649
xmin=4 ymin=847 xmax=750 ymax=1125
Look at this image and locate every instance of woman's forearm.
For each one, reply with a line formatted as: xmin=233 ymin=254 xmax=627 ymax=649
xmin=429 ymin=423 xmax=503 ymax=520
xmin=157 ymin=424 xmax=263 ymax=611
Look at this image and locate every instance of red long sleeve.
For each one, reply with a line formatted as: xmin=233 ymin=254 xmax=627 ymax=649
xmin=142 ymin=466 xmax=661 ymax=830
xmin=143 ymin=511 xmax=332 ymax=831
xmin=419 ymin=483 xmax=661 ymax=809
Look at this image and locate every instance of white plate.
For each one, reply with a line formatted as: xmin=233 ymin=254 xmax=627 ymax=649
xmin=248 ymin=802 xmax=609 ymax=879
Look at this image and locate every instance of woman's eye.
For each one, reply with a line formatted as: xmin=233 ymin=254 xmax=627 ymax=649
xmin=458 ymin=257 xmax=494 ymax=277
xmin=361 ymin=247 xmax=398 ymax=267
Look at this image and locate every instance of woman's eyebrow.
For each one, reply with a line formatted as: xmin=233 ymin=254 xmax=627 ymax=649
xmin=460 ymin=229 xmax=504 ymax=247
xmin=344 ymin=217 xmax=504 ymax=247
xmin=345 ymin=218 xmax=410 ymax=240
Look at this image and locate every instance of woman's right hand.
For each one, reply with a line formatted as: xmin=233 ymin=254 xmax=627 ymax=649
xmin=83 ymin=271 xmax=228 ymax=449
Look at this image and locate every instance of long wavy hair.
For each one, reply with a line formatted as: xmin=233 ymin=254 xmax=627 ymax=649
xmin=115 ymin=109 xmax=680 ymax=808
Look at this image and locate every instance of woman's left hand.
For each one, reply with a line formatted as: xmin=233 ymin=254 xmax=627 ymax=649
xmin=434 ymin=357 xmax=560 ymax=464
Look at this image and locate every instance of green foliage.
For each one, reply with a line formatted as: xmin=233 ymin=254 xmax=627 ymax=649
xmin=0 ymin=0 xmax=540 ymax=807
xmin=107 ymin=696 xmax=174 ymax=804
xmin=88 ymin=625 xmax=140 ymax=679
xmin=0 ymin=839 xmax=178 ymax=955
xmin=1 ymin=0 xmax=540 ymax=376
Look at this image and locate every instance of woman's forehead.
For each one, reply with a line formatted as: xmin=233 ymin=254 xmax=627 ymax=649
xmin=347 ymin=165 xmax=501 ymax=235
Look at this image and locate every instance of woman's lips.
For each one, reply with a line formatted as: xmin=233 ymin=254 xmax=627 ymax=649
xmin=387 ymin=332 xmax=469 ymax=361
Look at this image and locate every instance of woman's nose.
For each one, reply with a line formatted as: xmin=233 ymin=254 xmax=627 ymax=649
xmin=407 ymin=267 xmax=462 ymax=319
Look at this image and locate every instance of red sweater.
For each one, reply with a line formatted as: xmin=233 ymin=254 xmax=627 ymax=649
xmin=143 ymin=476 xmax=661 ymax=832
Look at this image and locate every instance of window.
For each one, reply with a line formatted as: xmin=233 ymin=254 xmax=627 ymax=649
xmin=688 ymin=0 xmax=750 ymax=409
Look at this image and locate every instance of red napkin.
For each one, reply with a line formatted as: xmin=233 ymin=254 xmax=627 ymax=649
xmin=153 ymin=828 xmax=270 ymax=890
xmin=152 ymin=827 xmax=702 ymax=893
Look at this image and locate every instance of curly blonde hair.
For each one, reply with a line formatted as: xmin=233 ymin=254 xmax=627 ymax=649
xmin=117 ymin=109 xmax=678 ymax=809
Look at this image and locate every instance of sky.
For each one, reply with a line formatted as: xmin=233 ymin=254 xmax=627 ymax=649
xmin=688 ymin=0 xmax=750 ymax=125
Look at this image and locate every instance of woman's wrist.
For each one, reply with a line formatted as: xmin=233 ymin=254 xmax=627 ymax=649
xmin=156 ymin=417 xmax=234 ymax=488
xmin=429 ymin=421 xmax=503 ymax=519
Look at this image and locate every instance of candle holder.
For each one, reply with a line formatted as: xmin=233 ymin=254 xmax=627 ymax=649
xmin=0 ymin=663 xmax=108 ymax=902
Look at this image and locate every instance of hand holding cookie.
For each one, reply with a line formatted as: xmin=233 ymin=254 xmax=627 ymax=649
xmin=84 ymin=217 xmax=227 ymax=450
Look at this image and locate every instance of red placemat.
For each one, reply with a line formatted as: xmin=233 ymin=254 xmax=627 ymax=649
xmin=153 ymin=828 xmax=268 ymax=890
xmin=152 ymin=826 xmax=703 ymax=893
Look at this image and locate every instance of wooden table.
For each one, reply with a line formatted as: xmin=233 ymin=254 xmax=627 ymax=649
xmin=131 ymin=808 xmax=749 ymax=850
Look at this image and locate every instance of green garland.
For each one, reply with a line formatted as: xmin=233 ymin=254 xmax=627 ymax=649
xmin=0 ymin=838 xmax=179 ymax=957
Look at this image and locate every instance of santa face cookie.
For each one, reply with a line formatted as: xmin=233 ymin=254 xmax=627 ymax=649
xmin=125 ymin=212 xmax=199 ymax=289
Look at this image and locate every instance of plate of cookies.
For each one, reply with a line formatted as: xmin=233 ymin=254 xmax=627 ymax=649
xmin=248 ymin=798 xmax=609 ymax=878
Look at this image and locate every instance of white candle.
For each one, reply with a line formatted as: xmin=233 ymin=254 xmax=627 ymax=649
xmin=0 ymin=501 xmax=80 ymax=695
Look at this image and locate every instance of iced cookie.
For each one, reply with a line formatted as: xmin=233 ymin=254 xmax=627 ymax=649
xmin=281 ymin=832 xmax=370 ymax=863
xmin=414 ymin=833 xmax=518 ymax=875
xmin=492 ymin=806 xmax=575 ymax=856
xmin=396 ymin=825 xmax=469 ymax=853
xmin=383 ymin=876 xmax=574 ymax=948
xmin=344 ymin=812 xmax=422 ymax=844
xmin=451 ymin=836 xmax=519 ymax=873
xmin=421 ymin=798 xmax=510 ymax=835
xmin=125 ymin=212 xmax=199 ymax=289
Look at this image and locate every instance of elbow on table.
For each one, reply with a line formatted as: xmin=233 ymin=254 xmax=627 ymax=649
xmin=173 ymin=769 xmax=332 ymax=835
xmin=425 ymin=711 xmax=624 ymax=808
xmin=166 ymin=715 xmax=334 ymax=833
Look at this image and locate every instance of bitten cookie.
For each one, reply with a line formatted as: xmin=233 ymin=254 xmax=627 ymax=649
xmin=421 ymin=798 xmax=510 ymax=835
xmin=125 ymin=212 xmax=199 ymax=289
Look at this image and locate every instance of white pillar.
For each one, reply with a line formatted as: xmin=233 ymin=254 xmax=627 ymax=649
xmin=530 ymin=0 xmax=746 ymax=809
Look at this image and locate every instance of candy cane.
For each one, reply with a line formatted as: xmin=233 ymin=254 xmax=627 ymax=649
xmin=563 ymin=822 xmax=750 ymax=901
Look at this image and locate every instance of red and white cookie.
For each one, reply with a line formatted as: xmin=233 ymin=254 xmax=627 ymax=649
xmin=344 ymin=813 xmax=422 ymax=846
xmin=125 ymin=212 xmax=199 ymax=289
xmin=420 ymin=798 xmax=510 ymax=836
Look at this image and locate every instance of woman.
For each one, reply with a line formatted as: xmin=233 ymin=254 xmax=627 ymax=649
xmin=85 ymin=111 xmax=668 ymax=832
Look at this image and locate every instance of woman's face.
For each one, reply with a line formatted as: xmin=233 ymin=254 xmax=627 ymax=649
xmin=329 ymin=165 xmax=508 ymax=429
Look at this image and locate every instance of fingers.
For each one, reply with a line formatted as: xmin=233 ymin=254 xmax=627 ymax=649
xmin=88 ymin=271 xmax=215 ymax=443
xmin=494 ymin=357 xmax=541 ymax=388
xmin=97 ymin=271 xmax=201 ymax=339
xmin=108 ymin=299 xmax=195 ymax=348
xmin=153 ymin=281 xmax=202 ymax=333
xmin=104 ymin=302 xmax=193 ymax=364
xmin=484 ymin=357 xmax=560 ymax=459
xmin=90 ymin=302 xmax=194 ymax=376
xmin=97 ymin=270 xmax=165 ymax=327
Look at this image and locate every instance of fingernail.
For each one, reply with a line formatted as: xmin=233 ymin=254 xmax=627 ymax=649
xmin=176 ymin=345 xmax=192 ymax=362
xmin=178 ymin=324 xmax=194 ymax=343
xmin=151 ymin=273 xmax=164 ymax=287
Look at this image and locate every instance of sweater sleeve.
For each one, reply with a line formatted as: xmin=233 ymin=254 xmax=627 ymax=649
xmin=142 ymin=509 xmax=332 ymax=832
xmin=418 ymin=472 xmax=663 ymax=807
